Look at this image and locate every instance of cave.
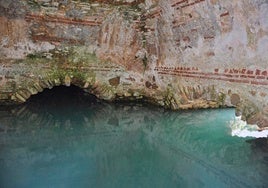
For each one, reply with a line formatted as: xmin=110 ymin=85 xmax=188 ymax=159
xmin=0 ymin=0 xmax=268 ymax=187
xmin=26 ymin=85 xmax=98 ymax=109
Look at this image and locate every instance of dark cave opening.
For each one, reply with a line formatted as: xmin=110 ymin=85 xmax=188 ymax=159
xmin=26 ymin=85 xmax=98 ymax=107
xmin=22 ymin=85 xmax=102 ymax=118
xmin=8 ymin=85 xmax=111 ymax=129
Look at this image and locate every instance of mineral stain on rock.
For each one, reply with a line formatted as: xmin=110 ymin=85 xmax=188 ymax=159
xmin=109 ymin=76 xmax=120 ymax=87
xmin=231 ymin=94 xmax=240 ymax=106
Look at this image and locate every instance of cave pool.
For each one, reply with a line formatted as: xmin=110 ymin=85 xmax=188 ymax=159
xmin=0 ymin=86 xmax=267 ymax=188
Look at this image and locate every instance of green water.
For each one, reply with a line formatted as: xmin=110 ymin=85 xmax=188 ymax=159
xmin=0 ymin=86 xmax=267 ymax=188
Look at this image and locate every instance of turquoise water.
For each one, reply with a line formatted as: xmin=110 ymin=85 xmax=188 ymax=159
xmin=0 ymin=86 xmax=267 ymax=188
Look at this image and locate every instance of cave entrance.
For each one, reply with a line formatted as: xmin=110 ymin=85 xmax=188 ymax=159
xmin=26 ymin=85 xmax=99 ymax=109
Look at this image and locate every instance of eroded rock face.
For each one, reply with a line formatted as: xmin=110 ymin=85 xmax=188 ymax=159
xmin=0 ymin=0 xmax=267 ymax=128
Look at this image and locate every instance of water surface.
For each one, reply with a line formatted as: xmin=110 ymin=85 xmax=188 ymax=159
xmin=0 ymin=86 xmax=267 ymax=188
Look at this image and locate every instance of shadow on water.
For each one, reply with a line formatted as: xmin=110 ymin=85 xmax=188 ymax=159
xmin=0 ymin=85 xmax=267 ymax=188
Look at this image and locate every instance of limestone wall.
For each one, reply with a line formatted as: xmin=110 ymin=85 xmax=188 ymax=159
xmin=0 ymin=0 xmax=267 ymax=128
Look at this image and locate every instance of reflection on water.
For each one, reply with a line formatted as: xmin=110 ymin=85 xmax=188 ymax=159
xmin=0 ymin=86 xmax=267 ymax=188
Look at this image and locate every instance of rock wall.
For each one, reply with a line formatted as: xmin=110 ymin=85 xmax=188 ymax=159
xmin=0 ymin=0 xmax=267 ymax=128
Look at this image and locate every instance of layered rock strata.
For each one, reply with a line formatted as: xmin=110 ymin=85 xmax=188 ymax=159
xmin=0 ymin=0 xmax=267 ymax=128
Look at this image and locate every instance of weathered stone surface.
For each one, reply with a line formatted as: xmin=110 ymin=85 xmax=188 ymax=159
xmin=109 ymin=76 xmax=120 ymax=87
xmin=0 ymin=0 xmax=267 ymax=128
xmin=231 ymin=94 xmax=240 ymax=106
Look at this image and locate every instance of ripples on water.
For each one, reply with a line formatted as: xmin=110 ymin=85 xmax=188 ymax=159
xmin=0 ymin=86 xmax=267 ymax=188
